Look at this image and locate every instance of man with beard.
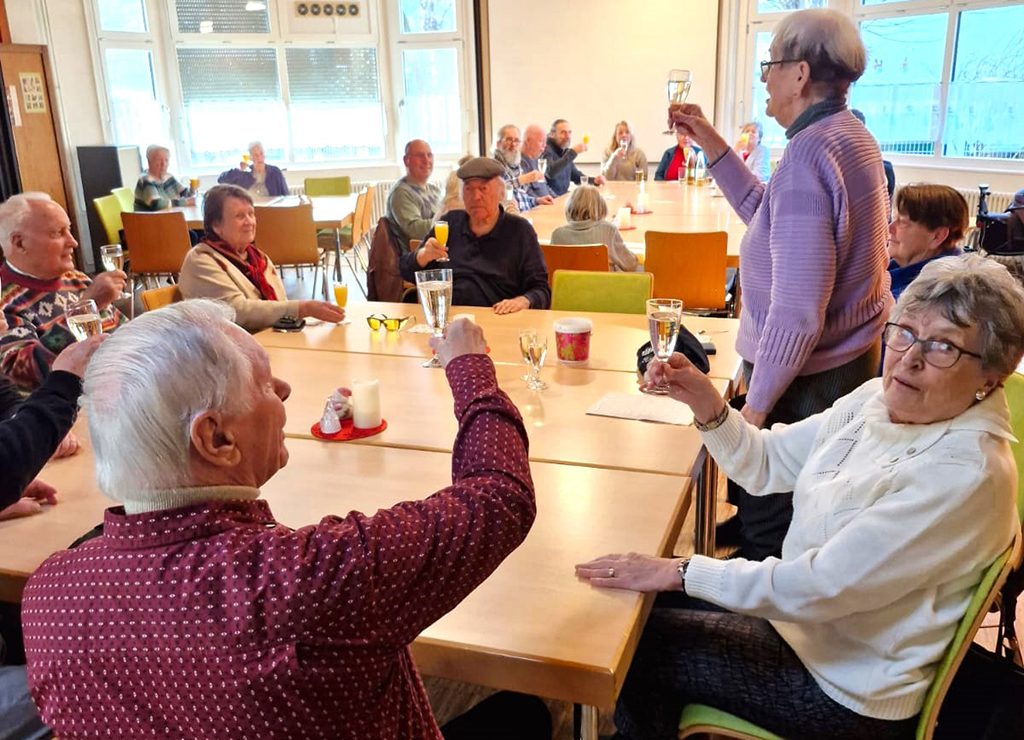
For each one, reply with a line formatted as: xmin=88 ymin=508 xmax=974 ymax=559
xmin=492 ymin=125 xmax=554 ymax=212
xmin=542 ymin=119 xmax=605 ymax=196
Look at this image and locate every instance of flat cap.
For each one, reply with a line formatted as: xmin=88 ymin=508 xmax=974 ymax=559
xmin=457 ymin=157 xmax=504 ymax=181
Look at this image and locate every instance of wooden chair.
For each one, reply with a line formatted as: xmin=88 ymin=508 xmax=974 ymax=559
xmin=121 ymin=211 xmax=192 ymax=287
xmin=304 ymin=176 xmax=351 ymax=197
xmin=550 ymin=270 xmax=653 ymax=314
xmin=92 ymin=194 xmax=124 ymax=245
xmin=140 ymin=285 xmax=180 ymax=312
xmin=254 ymin=203 xmax=326 ymax=299
xmin=111 ymin=186 xmax=134 ymax=212
xmin=643 ymin=231 xmax=728 ymax=314
xmin=540 ymin=243 xmax=609 ymax=286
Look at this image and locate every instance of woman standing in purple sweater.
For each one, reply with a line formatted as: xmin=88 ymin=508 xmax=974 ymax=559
xmin=671 ymin=9 xmax=893 ymax=559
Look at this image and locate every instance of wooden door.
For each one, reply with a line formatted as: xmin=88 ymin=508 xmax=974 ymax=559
xmin=0 ymin=44 xmax=71 ymax=213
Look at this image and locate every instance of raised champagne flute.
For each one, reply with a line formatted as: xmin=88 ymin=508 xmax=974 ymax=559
xmin=100 ymin=244 xmax=131 ymax=300
xmin=664 ymin=69 xmax=693 ymax=134
xmin=434 ymin=220 xmax=449 ymax=263
xmin=642 ymin=298 xmax=684 ymax=395
xmin=538 ymin=158 xmax=548 ymax=177
xmin=416 ymin=268 xmax=453 ymax=369
xmin=65 ymin=298 xmax=103 ymax=342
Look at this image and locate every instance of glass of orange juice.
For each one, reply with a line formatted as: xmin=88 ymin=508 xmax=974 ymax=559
xmin=333 ymin=284 xmax=348 ymax=308
xmin=241 ymin=153 xmax=251 ymax=166
xmin=582 ymin=135 xmax=590 ymax=145
xmin=434 ymin=220 xmax=449 ymax=263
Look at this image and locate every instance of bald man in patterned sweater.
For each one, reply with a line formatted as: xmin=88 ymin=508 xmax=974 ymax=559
xmin=22 ymin=301 xmax=547 ymax=740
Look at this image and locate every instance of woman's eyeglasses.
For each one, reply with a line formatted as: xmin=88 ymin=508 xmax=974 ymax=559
xmin=882 ymin=322 xmax=982 ymax=369
xmin=366 ymin=314 xmax=415 ymax=332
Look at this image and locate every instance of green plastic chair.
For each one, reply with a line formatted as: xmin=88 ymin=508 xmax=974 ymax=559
xmin=1004 ymin=371 xmax=1024 ymax=518
xmin=679 ymin=533 xmax=1021 ymax=740
xmin=93 ymin=194 xmax=124 ymax=245
xmin=111 ymin=186 xmax=134 ymax=213
xmin=550 ymin=270 xmax=653 ymax=314
xmin=304 ymin=176 xmax=351 ymax=197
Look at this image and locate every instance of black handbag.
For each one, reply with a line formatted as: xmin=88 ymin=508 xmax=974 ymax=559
xmin=636 ymin=323 xmax=711 ymax=376
xmin=934 ymin=567 xmax=1024 ymax=740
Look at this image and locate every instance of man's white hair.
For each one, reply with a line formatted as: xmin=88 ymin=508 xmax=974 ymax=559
xmin=84 ymin=299 xmax=254 ymax=504
xmin=145 ymin=144 xmax=170 ymax=161
xmin=0 ymin=192 xmax=54 ymax=253
xmin=495 ymin=124 xmax=519 ymax=146
xmin=247 ymin=140 xmax=263 ymax=152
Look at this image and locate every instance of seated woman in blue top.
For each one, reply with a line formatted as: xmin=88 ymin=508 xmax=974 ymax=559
xmin=217 ymin=141 xmax=289 ymax=198
xmin=888 ymin=184 xmax=967 ymax=301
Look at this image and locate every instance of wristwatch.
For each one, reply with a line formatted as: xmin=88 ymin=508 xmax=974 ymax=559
xmin=677 ymin=559 xmax=690 ymax=592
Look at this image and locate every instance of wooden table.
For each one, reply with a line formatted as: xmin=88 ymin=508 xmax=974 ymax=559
xmin=257 ymin=301 xmax=745 ymax=392
xmin=171 ymin=194 xmax=357 ymax=230
xmin=528 ymin=180 xmax=747 ymax=257
xmin=1 ymin=422 xmax=692 ymax=726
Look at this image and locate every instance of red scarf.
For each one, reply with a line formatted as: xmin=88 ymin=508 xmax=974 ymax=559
xmin=201 ymin=236 xmax=278 ymax=301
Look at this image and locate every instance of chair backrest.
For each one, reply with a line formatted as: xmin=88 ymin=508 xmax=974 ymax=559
xmin=1005 ymin=371 xmax=1024 ymax=519
xmin=304 ymin=176 xmax=351 ymax=197
xmin=121 ymin=211 xmax=192 ymax=275
xmin=361 ymin=184 xmax=376 ymax=237
xmin=409 ymin=239 xmax=422 ymax=252
xmin=367 ymin=216 xmax=404 ymax=302
xmin=93 ymin=194 xmax=124 ymax=245
xmin=254 ymin=204 xmax=320 ymax=267
xmin=111 ymin=186 xmax=134 ymax=213
xmin=644 ymin=230 xmax=728 ymax=308
xmin=550 ymin=270 xmax=653 ymax=314
xmin=540 ymin=243 xmax=609 ymax=286
xmin=140 ymin=285 xmax=181 ymax=312
xmin=916 ymin=529 xmax=1022 ymax=740
xmin=350 ymin=191 xmax=369 ymax=245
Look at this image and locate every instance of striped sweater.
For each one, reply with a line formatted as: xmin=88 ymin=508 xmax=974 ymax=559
xmin=711 ymin=110 xmax=892 ymax=415
xmin=0 ymin=264 xmax=127 ymax=391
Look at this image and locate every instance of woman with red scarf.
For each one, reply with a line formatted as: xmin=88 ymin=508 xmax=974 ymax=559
xmin=179 ymin=185 xmax=345 ymax=332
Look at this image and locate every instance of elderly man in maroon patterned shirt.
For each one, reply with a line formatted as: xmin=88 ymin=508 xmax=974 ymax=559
xmin=21 ymin=299 xmax=544 ymax=740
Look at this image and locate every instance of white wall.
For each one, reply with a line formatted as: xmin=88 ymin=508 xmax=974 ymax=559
xmin=487 ymin=0 xmax=720 ymax=171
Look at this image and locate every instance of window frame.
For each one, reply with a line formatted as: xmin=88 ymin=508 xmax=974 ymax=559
xmin=735 ymin=0 xmax=1024 ymax=173
xmin=89 ymin=0 xmax=475 ymax=175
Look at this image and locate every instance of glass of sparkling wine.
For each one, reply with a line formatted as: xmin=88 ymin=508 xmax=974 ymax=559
xmin=65 ymin=298 xmax=103 ymax=342
xmin=643 ymin=298 xmax=684 ymax=395
xmin=100 ymin=244 xmax=131 ymax=299
xmin=434 ymin=220 xmax=449 ymax=263
xmin=519 ymin=330 xmax=548 ymax=390
xmin=664 ymin=69 xmax=693 ymax=134
xmin=416 ymin=268 xmax=453 ymax=368
xmin=538 ymin=158 xmax=548 ymax=177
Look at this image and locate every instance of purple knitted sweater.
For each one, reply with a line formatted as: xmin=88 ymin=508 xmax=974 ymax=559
xmin=711 ymin=110 xmax=892 ymax=414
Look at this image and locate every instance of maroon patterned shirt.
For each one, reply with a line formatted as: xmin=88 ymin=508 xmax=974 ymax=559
xmin=22 ymin=355 xmax=535 ymax=740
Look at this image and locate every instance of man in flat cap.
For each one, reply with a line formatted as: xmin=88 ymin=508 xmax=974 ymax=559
xmin=400 ymin=157 xmax=551 ymax=314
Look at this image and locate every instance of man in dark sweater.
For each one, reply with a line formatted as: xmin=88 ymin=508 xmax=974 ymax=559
xmin=541 ymin=119 xmax=605 ymax=196
xmin=400 ymin=157 xmax=551 ymax=314
xmin=0 ymin=332 xmax=104 ymax=740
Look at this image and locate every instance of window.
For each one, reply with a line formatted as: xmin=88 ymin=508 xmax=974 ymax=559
xmin=738 ymin=0 xmax=1024 ymax=167
xmin=98 ymin=0 xmax=147 ymax=33
xmin=175 ymin=0 xmax=272 ymax=34
xmin=851 ymin=14 xmax=947 ymax=155
xmin=400 ymin=48 xmax=461 ymax=154
xmin=104 ymin=48 xmax=162 ymax=153
xmin=398 ymin=0 xmax=456 ymax=33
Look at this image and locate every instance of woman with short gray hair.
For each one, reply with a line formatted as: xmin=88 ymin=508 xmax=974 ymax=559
xmin=549 ymin=185 xmax=639 ymax=272
xmin=734 ymin=120 xmax=770 ymax=182
xmin=668 ymin=8 xmax=893 ymax=560
xmin=578 ymin=254 xmax=1024 ymax=740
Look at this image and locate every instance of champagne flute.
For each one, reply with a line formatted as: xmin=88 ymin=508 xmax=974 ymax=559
xmin=521 ymin=332 xmax=548 ymax=390
xmin=416 ymin=268 xmax=453 ymax=369
xmin=434 ymin=220 xmax=449 ymax=263
xmin=100 ymin=244 xmax=131 ymax=300
xmin=642 ymin=298 xmax=684 ymax=395
xmin=664 ymin=69 xmax=693 ymax=134
xmin=65 ymin=298 xmax=103 ymax=342
xmin=538 ymin=158 xmax=548 ymax=177
xmin=579 ymin=174 xmax=589 ymax=187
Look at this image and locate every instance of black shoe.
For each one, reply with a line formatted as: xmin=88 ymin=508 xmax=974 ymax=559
xmin=714 ymin=515 xmax=743 ymax=547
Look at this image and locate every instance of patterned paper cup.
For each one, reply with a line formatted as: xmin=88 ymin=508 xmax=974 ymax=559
xmin=553 ymin=318 xmax=594 ymax=364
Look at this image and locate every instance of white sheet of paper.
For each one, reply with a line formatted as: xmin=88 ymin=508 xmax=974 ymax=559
xmin=586 ymin=392 xmax=694 ymax=426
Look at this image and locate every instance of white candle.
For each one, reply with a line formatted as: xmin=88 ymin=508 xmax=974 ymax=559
xmin=351 ymin=379 xmax=382 ymax=429
xmin=617 ymin=206 xmax=631 ymax=229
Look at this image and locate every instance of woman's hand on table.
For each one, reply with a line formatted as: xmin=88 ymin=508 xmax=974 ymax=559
xmin=575 ymin=553 xmax=685 ymax=592
xmin=668 ymin=103 xmax=729 ymax=163
xmin=429 ymin=318 xmax=488 ymax=367
xmin=639 ymin=352 xmax=726 ymax=424
xmin=298 ymin=301 xmax=346 ymax=323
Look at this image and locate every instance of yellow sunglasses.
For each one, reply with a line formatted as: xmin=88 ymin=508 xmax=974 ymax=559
xmin=366 ymin=314 xmax=415 ymax=331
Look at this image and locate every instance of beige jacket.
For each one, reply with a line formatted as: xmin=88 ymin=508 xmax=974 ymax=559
xmin=178 ymin=243 xmax=299 ymax=333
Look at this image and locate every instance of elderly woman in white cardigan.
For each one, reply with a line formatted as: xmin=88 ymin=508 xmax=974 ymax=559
xmin=178 ymin=185 xmax=345 ymax=333
xmin=577 ymin=254 xmax=1024 ymax=740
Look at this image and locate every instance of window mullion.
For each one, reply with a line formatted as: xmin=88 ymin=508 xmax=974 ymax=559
xmin=276 ymin=42 xmax=295 ymax=167
xmin=934 ymin=9 xmax=958 ymax=158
